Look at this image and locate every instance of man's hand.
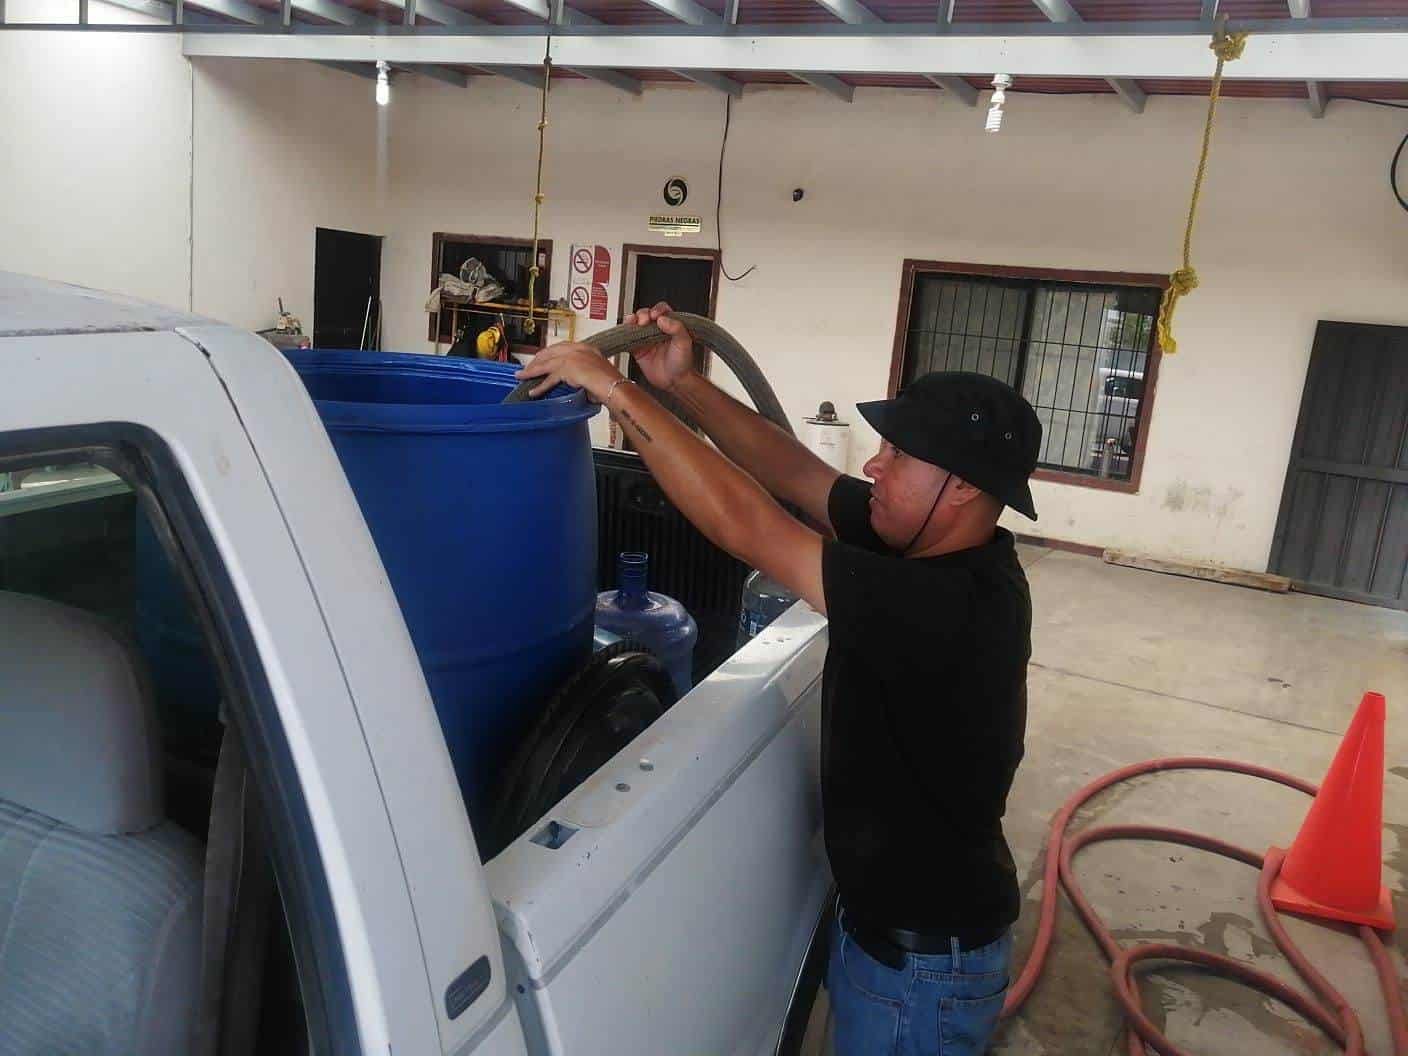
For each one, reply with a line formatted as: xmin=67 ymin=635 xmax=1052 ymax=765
xmin=516 ymin=342 xmax=623 ymax=403
xmin=628 ymin=302 xmax=695 ymax=392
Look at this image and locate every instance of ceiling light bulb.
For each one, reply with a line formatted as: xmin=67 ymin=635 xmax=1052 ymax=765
xmin=375 ymin=60 xmax=390 ymax=107
xmin=986 ymin=73 xmax=1012 ymax=133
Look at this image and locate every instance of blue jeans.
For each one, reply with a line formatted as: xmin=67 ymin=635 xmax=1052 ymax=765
xmin=826 ymin=913 xmax=1012 ymax=1056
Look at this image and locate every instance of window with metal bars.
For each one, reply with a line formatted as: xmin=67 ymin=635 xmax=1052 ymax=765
xmin=893 ymin=262 xmax=1165 ymax=489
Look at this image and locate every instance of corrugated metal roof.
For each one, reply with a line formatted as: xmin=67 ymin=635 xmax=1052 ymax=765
xmin=214 ymin=0 xmax=1408 ymax=100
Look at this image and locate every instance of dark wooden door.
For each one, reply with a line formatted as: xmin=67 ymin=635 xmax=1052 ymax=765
xmin=314 ymin=228 xmax=382 ymax=349
xmin=620 ymin=252 xmax=719 ymax=448
xmin=1270 ymin=321 xmax=1408 ymax=609
xmin=630 ymin=254 xmax=714 ymax=317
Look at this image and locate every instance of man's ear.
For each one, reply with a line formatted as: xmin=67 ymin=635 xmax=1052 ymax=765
xmin=948 ymin=476 xmax=989 ymax=508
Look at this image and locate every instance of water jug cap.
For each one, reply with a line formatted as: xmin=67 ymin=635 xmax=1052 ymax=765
xmin=617 ymin=552 xmax=649 ymax=608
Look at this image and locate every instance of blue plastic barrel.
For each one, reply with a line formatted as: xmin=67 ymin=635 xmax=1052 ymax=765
xmin=284 ymin=350 xmax=600 ymax=833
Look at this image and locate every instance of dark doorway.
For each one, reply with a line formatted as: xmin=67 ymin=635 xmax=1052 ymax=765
xmin=615 ymin=248 xmax=720 ymax=450
xmin=626 ymin=252 xmax=717 ymax=319
xmin=314 ymin=228 xmax=382 ymax=349
xmin=620 ymin=245 xmax=719 ymax=384
xmin=1270 ymin=321 xmax=1408 ymax=609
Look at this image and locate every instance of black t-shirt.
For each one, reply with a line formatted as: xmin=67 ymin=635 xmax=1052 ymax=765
xmin=821 ymin=475 xmax=1031 ymax=936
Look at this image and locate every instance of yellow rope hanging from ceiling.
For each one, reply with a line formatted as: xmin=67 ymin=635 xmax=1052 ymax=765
xmin=1156 ymin=16 xmax=1249 ymax=356
xmin=525 ymin=30 xmax=553 ymax=336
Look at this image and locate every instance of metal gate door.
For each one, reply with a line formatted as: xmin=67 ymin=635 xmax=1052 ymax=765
xmin=1270 ymin=321 xmax=1408 ymax=609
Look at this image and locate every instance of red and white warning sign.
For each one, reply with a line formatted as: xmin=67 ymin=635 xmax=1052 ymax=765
xmin=569 ymin=244 xmax=612 ymax=322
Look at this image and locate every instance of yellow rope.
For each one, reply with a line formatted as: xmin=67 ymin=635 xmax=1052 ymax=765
xmin=525 ymin=36 xmax=553 ymax=336
xmin=1156 ymin=17 xmax=1248 ymax=356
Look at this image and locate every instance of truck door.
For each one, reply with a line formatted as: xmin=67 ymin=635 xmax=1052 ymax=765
xmin=0 ymin=326 xmax=467 ymax=1054
xmin=486 ymin=610 xmax=831 ymax=1056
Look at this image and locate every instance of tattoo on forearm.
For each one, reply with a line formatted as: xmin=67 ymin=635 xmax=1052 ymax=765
xmin=616 ymin=406 xmax=654 ymax=444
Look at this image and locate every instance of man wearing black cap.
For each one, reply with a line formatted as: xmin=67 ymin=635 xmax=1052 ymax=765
xmin=518 ymin=303 xmax=1041 ymax=1056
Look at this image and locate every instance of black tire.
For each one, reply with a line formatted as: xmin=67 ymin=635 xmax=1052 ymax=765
xmin=487 ymin=642 xmax=677 ymax=857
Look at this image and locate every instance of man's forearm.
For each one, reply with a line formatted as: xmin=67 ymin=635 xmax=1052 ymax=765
xmin=610 ymin=380 xmax=782 ymax=562
xmin=608 ymin=379 xmax=826 ymax=612
xmin=670 ymin=370 xmax=835 ymax=515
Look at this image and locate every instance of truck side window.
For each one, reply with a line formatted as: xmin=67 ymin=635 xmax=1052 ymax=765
xmin=0 ymin=458 xmax=310 ymax=1054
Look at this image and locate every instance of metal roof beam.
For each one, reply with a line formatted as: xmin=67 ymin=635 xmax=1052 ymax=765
xmin=473 ymin=64 xmax=549 ymax=89
xmin=1287 ymin=0 xmax=1326 ymax=118
xmin=680 ymin=0 xmax=747 ymax=95
xmin=928 ymin=1 xmax=976 ymax=104
xmin=87 ymin=0 xmax=260 ymax=23
xmin=290 ymin=0 xmax=375 ymax=26
xmin=1029 ymin=0 xmax=1079 ymax=21
xmin=575 ymin=67 xmax=645 ymax=94
xmin=567 ymin=0 xmax=731 ymax=96
xmin=1027 ymin=0 xmax=1145 ymax=112
xmin=101 ymin=0 xmax=179 ymax=18
xmin=382 ymin=0 xmax=483 ymax=26
xmin=1306 ymin=78 xmax=1327 ymax=116
xmin=317 ymin=59 xmax=379 ymax=78
xmin=923 ymin=74 xmax=977 ymax=106
xmin=680 ymin=69 xmax=744 ymax=96
xmin=317 ymin=60 xmax=468 ymax=89
xmin=542 ymin=0 xmax=645 ymax=99
xmin=398 ymin=62 xmax=470 ymax=87
xmin=637 ymin=0 xmax=719 ymax=26
xmin=180 ymin=27 xmax=1408 ymax=81
xmin=809 ymin=0 xmax=879 ymax=25
xmin=796 ymin=72 xmax=853 ymax=101
xmin=557 ymin=4 xmax=602 ymax=25
xmin=100 ymin=0 xmax=261 ymax=21
xmin=500 ymin=0 xmax=551 ymax=18
xmin=187 ymin=0 xmax=271 ymax=22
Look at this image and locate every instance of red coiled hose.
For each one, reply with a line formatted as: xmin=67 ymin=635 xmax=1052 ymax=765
xmin=1002 ymin=757 xmax=1406 ymax=1055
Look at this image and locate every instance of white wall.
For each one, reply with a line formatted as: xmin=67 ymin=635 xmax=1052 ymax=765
xmin=367 ymin=74 xmax=1408 ymax=570
xmin=4 ymin=31 xmax=1406 ymax=571
xmin=190 ymin=60 xmax=385 ymax=333
xmin=0 ymin=0 xmax=192 ymax=309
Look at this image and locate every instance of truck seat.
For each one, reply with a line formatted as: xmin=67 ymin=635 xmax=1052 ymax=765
xmin=0 ymin=591 xmax=204 ymax=1055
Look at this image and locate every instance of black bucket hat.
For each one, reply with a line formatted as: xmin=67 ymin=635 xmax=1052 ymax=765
xmin=857 ymin=372 xmax=1042 ymax=520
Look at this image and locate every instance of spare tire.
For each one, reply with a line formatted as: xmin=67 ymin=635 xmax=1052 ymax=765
xmin=487 ymin=642 xmax=677 ymax=857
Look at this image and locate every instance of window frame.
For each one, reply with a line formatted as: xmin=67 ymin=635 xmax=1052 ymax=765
xmin=889 ymin=259 xmax=1168 ymax=494
xmin=427 ymin=231 xmax=554 ymax=352
xmin=0 ymin=423 xmax=359 ymax=1055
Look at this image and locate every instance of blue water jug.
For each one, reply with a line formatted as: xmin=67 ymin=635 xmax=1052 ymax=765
xmin=594 ymin=552 xmax=697 ymax=698
xmin=737 ymin=569 xmax=798 ymax=647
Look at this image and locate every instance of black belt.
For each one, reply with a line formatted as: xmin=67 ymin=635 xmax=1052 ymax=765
xmin=840 ymin=909 xmax=1006 ymax=971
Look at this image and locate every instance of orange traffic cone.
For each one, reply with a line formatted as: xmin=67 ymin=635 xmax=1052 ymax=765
xmin=1270 ymin=691 xmax=1395 ymax=931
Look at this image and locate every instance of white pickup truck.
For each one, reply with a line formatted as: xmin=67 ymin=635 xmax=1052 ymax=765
xmin=0 ymin=272 xmax=831 ymax=1055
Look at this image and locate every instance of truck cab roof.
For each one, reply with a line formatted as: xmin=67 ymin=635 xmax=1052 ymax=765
xmin=0 ymin=272 xmax=207 ymax=339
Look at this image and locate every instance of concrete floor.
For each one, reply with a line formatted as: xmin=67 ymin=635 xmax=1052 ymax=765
xmin=806 ymin=544 xmax=1408 ymax=1055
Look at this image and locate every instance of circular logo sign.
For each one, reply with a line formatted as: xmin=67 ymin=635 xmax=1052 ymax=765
xmin=573 ymin=247 xmax=593 ymax=274
xmin=663 ymin=177 xmax=689 ymax=208
xmin=570 ymin=286 xmax=590 ymax=310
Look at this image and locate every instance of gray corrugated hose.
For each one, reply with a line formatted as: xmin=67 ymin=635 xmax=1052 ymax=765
xmin=502 ymin=313 xmax=794 ymax=437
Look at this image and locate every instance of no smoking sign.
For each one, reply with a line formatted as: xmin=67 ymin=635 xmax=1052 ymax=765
xmin=568 ymin=244 xmax=612 ymax=322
